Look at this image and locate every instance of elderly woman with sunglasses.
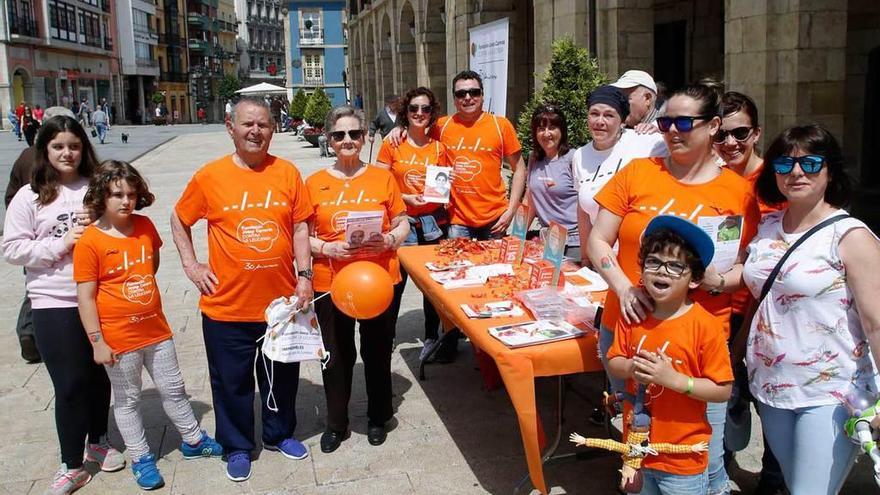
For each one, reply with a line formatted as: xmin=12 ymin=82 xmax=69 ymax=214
xmin=305 ymin=106 xmax=410 ymax=453
xmin=573 ymin=85 xmax=667 ymax=264
xmin=733 ymin=124 xmax=880 ymax=495
xmin=375 ymin=87 xmax=450 ymax=360
xmin=588 ymin=81 xmax=760 ymax=495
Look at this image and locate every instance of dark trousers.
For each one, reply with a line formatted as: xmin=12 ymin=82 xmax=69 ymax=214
xmin=397 ymin=222 xmax=446 ymax=341
xmin=314 ymin=289 xmax=397 ymax=432
xmin=32 ymin=307 xmax=111 ymax=468
xmin=201 ymin=315 xmax=300 ymax=453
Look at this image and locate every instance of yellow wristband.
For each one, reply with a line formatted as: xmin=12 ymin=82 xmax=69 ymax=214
xmin=685 ymin=376 xmax=694 ymax=395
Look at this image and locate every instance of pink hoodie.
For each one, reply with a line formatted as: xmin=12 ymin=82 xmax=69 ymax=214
xmin=2 ymin=179 xmax=89 ymax=309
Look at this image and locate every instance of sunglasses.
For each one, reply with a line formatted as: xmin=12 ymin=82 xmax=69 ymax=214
xmin=407 ymin=104 xmax=432 ymax=114
xmin=329 ymin=129 xmax=364 ymax=141
xmin=643 ymin=256 xmax=691 ymax=277
xmin=771 ymin=155 xmax=825 ymax=175
xmin=713 ymin=126 xmax=753 ymax=143
xmin=453 ymin=88 xmax=483 ymax=99
xmin=656 ymin=115 xmax=715 ymax=133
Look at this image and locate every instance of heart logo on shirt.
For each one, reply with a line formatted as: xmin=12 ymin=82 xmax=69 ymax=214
xmin=403 ymin=169 xmax=426 ymax=189
xmin=330 ymin=211 xmax=350 ymax=234
xmin=122 ymin=274 xmax=156 ymax=305
xmin=236 ymin=218 xmax=280 ymax=252
xmin=452 ymin=157 xmax=482 ymax=183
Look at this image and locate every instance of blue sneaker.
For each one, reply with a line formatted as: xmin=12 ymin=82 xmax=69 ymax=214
xmin=180 ymin=431 xmax=224 ymax=459
xmin=131 ymin=453 xmax=164 ymax=490
xmin=263 ymin=437 xmax=309 ymax=460
xmin=225 ymin=451 xmax=251 ymax=482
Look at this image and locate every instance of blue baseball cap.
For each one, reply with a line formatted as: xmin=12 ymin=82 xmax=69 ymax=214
xmin=643 ymin=215 xmax=715 ymax=269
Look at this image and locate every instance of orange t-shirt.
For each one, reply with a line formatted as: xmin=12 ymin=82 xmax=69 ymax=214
xmin=607 ymin=304 xmax=733 ymax=475
xmin=174 ymin=154 xmax=313 ymax=322
xmin=731 ymin=161 xmax=785 ymax=315
xmin=306 ymin=165 xmax=406 ymax=292
xmin=594 ymin=157 xmax=760 ymax=337
xmin=376 ymin=138 xmax=450 ymax=217
xmin=73 ymin=215 xmax=172 ymax=354
xmin=430 ymin=112 xmax=521 ymax=227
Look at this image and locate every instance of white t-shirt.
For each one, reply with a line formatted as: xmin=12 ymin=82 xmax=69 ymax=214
xmin=743 ymin=210 xmax=880 ymax=408
xmin=573 ymin=130 xmax=668 ymax=222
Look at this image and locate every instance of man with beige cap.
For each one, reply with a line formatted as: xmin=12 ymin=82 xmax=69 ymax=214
xmin=610 ymin=70 xmax=662 ymax=128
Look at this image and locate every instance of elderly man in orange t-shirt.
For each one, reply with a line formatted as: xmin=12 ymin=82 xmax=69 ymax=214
xmin=170 ymin=97 xmax=314 ymax=483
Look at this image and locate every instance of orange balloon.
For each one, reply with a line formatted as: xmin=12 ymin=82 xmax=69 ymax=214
xmin=330 ymin=261 xmax=394 ymax=319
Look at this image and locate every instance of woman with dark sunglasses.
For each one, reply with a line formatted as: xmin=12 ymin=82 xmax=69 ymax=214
xmin=305 ymin=105 xmax=410 ymax=453
xmin=713 ymin=91 xmax=788 ymax=495
xmin=588 ymin=81 xmax=760 ymax=495
xmin=375 ymin=87 xmax=450 ymax=361
xmin=734 ymin=124 xmax=880 ymax=495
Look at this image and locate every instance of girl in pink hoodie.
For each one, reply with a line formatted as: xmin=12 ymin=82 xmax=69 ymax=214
xmin=2 ymin=116 xmax=124 ymax=495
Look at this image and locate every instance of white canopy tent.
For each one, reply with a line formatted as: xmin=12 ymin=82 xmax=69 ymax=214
xmin=235 ymin=82 xmax=287 ymax=95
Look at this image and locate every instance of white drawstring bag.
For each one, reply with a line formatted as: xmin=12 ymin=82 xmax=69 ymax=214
xmin=259 ymin=295 xmax=329 ymax=411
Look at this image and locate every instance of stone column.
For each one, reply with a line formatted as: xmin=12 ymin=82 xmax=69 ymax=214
xmin=532 ymin=0 xmax=590 ymax=92
xmin=137 ymin=76 xmax=146 ymax=124
xmin=595 ymin=0 xmax=653 ymax=78
xmin=725 ymin=0 xmax=847 ymax=147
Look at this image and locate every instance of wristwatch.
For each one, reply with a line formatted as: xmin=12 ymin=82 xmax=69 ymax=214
xmin=297 ymin=269 xmax=313 ymax=281
xmin=708 ymin=272 xmax=725 ymax=296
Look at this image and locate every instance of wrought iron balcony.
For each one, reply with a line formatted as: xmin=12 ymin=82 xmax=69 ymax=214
xmin=299 ymin=28 xmax=324 ymax=45
xmin=8 ymin=13 xmax=38 ymax=37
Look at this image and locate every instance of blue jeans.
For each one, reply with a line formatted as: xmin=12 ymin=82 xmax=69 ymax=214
xmin=640 ymin=468 xmax=708 ymax=495
xmin=598 ymin=324 xmax=625 ymax=395
xmin=447 ymin=221 xmax=504 ymax=241
xmin=706 ymin=400 xmax=730 ymax=494
xmin=757 ymin=401 xmax=857 ymax=495
xmin=95 ymin=123 xmax=107 ymax=142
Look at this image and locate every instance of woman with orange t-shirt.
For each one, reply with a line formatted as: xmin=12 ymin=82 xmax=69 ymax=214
xmin=375 ymin=87 xmax=450 ymax=360
xmin=75 ymin=161 xmax=223 ymax=490
xmin=713 ymin=91 xmax=786 ymax=493
xmin=588 ymin=82 xmax=760 ymax=495
xmin=306 ymin=106 xmax=409 ymax=454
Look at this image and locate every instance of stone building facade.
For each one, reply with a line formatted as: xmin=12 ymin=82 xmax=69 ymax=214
xmin=345 ymin=0 xmax=880 ymax=219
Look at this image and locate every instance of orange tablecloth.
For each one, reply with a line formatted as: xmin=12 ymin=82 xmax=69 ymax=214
xmin=398 ymin=245 xmax=604 ymax=494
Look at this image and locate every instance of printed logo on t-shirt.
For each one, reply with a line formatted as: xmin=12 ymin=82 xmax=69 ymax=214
xmin=219 ymin=190 xmax=288 ymax=212
xmin=236 ymin=218 xmax=280 ymax=252
xmin=449 ymin=136 xmax=497 ymax=154
xmin=403 ymin=168 xmax=426 ymax=189
xmin=452 ymin=157 xmax=482 ymax=183
xmin=122 ymin=274 xmax=156 ymax=305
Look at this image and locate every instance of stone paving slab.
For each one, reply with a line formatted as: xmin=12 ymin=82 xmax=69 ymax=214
xmin=0 ymin=130 xmax=875 ymax=494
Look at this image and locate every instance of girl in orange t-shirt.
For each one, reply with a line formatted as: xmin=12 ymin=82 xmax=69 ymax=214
xmin=588 ymin=82 xmax=759 ymax=495
xmin=375 ymin=87 xmax=450 ymax=358
xmin=74 ymin=161 xmax=221 ymax=490
xmin=306 ymin=107 xmax=409 ymax=452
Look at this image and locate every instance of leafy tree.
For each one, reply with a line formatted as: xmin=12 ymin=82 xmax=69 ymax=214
xmin=289 ymin=89 xmax=308 ymax=120
xmin=217 ymin=75 xmax=241 ymax=102
xmin=516 ymin=37 xmax=606 ymax=158
xmin=303 ymin=88 xmax=332 ymax=128
xmin=151 ymin=92 xmax=165 ymax=105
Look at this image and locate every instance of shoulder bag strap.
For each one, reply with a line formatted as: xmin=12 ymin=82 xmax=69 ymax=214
xmin=758 ymin=214 xmax=850 ymax=304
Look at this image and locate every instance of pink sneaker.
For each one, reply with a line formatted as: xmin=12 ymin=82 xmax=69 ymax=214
xmin=45 ymin=464 xmax=91 ymax=495
xmin=84 ymin=436 xmax=126 ymax=472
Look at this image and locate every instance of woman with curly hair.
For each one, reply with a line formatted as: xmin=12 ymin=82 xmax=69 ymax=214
xmin=74 ymin=160 xmax=223 ymax=490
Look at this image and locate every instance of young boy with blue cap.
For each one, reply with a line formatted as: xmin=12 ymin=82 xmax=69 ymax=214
xmin=606 ymin=215 xmax=733 ymax=494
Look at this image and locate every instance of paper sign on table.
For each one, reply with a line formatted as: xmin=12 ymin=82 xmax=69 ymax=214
xmin=461 ymin=301 xmax=525 ymax=319
xmin=542 ymin=222 xmax=567 ymax=286
xmin=488 ymin=319 xmax=585 ymax=348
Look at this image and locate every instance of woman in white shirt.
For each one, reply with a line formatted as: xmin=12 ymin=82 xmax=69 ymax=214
xmin=573 ymin=85 xmax=667 ymax=263
xmin=739 ymin=124 xmax=880 ymax=494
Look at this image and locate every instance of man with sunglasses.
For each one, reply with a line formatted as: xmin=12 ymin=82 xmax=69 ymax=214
xmin=171 ymin=96 xmax=314 ymax=482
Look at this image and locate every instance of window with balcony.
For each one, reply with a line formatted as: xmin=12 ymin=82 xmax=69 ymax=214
xmin=299 ymin=9 xmax=323 ymax=45
xmin=133 ymin=8 xmax=151 ymax=36
xmin=78 ymin=9 xmax=101 ymax=47
xmin=8 ymin=0 xmax=39 ymax=37
xmin=302 ymin=51 xmax=323 ymax=85
xmin=49 ymin=1 xmax=78 ymax=42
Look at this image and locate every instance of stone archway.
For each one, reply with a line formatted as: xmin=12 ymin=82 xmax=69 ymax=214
xmin=397 ymin=1 xmax=418 ymax=93
xmin=12 ymin=67 xmax=32 ymax=107
xmin=364 ymin=23 xmax=377 ymax=114
xmin=422 ymin=0 xmax=447 ymax=110
xmin=378 ymin=12 xmax=394 ymax=101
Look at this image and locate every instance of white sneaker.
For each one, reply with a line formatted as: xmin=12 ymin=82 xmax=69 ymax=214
xmin=84 ymin=435 xmax=126 ymax=472
xmin=44 ymin=464 xmax=91 ymax=495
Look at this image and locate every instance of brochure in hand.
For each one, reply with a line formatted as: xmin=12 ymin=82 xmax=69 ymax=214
xmin=422 ymin=165 xmax=453 ymax=203
xmin=345 ymin=210 xmax=384 ymax=247
xmin=488 ymin=319 xmax=586 ymax=348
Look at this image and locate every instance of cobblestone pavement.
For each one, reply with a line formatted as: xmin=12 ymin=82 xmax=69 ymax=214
xmin=0 ymin=130 xmax=874 ymax=494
